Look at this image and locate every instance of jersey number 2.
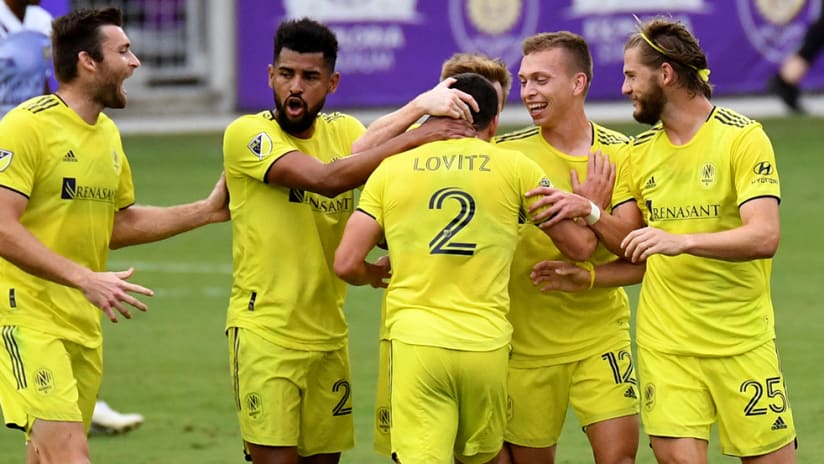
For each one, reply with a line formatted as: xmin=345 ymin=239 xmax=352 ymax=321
xmin=428 ymin=187 xmax=477 ymax=255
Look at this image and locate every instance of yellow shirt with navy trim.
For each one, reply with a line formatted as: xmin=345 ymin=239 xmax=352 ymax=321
xmin=358 ymin=137 xmax=551 ymax=352
xmin=495 ymin=123 xmax=632 ymax=365
xmin=223 ymin=110 xmax=365 ymax=350
xmin=627 ymin=106 xmax=780 ymax=356
xmin=0 ymin=95 xmax=135 ymax=349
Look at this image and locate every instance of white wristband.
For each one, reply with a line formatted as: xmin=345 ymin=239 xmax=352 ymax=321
xmin=584 ymin=200 xmax=601 ymax=225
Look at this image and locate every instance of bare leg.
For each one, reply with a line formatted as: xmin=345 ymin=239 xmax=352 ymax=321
xmin=28 ymin=420 xmax=90 ymax=464
xmin=585 ymin=415 xmax=639 ymax=464
xmin=507 ymin=442 xmax=556 ymax=464
xmin=741 ymin=442 xmax=796 ymax=464
xmin=649 ymin=436 xmax=708 ymax=464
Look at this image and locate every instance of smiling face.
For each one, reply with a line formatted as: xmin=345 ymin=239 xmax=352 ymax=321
xmin=622 ymin=45 xmax=666 ymax=125
xmin=269 ymin=47 xmax=339 ymax=138
xmin=91 ymin=24 xmax=140 ymax=109
xmin=518 ymin=47 xmax=580 ymax=127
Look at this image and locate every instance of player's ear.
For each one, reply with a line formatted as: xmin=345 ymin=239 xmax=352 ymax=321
xmin=77 ymin=51 xmax=97 ymax=73
xmin=327 ymin=71 xmax=341 ymax=94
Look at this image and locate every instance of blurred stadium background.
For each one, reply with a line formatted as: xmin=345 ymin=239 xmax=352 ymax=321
xmin=1 ymin=1 xmax=821 ymax=463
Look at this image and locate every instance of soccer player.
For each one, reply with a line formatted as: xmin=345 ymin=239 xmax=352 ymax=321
xmin=493 ymin=31 xmax=639 ymax=464
xmin=221 ymin=17 xmax=473 ymax=464
xmin=334 ymin=72 xmax=596 ymax=464
xmin=0 ymin=0 xmax=147 ymax=437
xmin=0 ymin=7 xmax=229 ymax=464
xmin=367 ymin=52 xmax=514 ymax=459
xmin=530 ymin=16 xmax=797 ymax=464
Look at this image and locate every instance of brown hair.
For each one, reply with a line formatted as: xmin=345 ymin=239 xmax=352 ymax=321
xmin=51 ymin=7 xmax=123 ymax=83
xmin=522 ymin=31 xmax=593 ymax=93
xmin=625 ymin=17 xmax=713 ymax=98
xmin=440 ymin=53 xmax=513 ymax=105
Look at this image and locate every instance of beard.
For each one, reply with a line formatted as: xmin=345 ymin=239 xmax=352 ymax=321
xmin=632 ymin=82 xmax=666 ymax=125
xmin=274 ymin=93 xmax=324 ymax=135
xmin=95 ymin=76 xmax=127 ymax=109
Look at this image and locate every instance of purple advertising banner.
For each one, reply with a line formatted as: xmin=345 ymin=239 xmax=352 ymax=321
xmin=236 ymin=0 xmax=824 ymax=110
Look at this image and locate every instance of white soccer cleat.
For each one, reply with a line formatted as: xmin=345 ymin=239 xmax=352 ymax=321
xmin=90 ymin=400 xmax=144 ymax=435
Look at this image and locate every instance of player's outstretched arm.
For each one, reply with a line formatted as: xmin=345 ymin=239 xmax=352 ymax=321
xmin=351 ymin=77 xmax=478 ymax=152
xmin=110 ymin=173 xmax=230 ymax=249
xmin=267 ymin=117 xmax=474 ymax=199
xmin=531 ymin=259 xmax=645 ymax=292
xmin=0 ymin=188 xmax=154 ymax=322
xmin=334 ymin=211 xmax=388 ymax=286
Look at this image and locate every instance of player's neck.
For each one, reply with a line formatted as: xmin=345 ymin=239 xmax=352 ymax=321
xmin=55 ymin=86 xmax=104 ymax=125
xmin=660 ymin=95 xmax=713 ymax=146
xmin=540 ymin=109 xmax=592 ymax=156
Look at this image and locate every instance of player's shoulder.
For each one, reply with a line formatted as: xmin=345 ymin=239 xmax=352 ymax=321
xmin=8 ymin=95 xmax=63 ymax=120
xmin=629 ymin=123 xmax=664 ymax=148
xmin=592 ymin=122 xmax=631 ymax=146
xmin=226 ymin=110 xmax=276 ymax=132
xmin=493 ymin=125 xmax=540 ymax=145
xmin=318 ymin=111 xmax=363 ymax=131
xmin=710 ymin=106 xmax=761 ymax=131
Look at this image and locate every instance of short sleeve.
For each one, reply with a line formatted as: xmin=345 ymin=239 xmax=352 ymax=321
xmin=222 ymin=115 xmax=299 ymax=182
xmin=731 ymin=125 xmax=780 ymax=205
xmin=0 ymin=110 xmax=40 ymax=197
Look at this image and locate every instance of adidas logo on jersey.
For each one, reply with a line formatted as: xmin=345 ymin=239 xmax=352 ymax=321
xmin=644 ymin=176 xmax=656 ymax=189
xmin=771 ymin=416 xmax=788 ymax=430
xmin=63 ymin=150 xmax=78 ymax=162
xmin=624 ymin=386 xmax=637 ymax=399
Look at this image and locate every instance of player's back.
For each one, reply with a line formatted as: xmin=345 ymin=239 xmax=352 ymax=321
xmin=362 ymin=137 xmax=548 ymax=351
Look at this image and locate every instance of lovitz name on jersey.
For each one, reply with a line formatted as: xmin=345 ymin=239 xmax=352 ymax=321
xmin=413 ymin=154 xmax=491 ymax=172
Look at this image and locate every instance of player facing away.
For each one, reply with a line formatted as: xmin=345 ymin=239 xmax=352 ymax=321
xmin=221 ymin=17 xmax=474 ymax=464
xmin=362 ymin=51 xmax=513 ymax=459
xmin=334 ymin=72 xmax=596 ymax=464
xmin=0 ymin=7 xmax=229 ymax=463
xmin=528 ymin=16 xmax=797 ymax=464
xmin=494 ymin=31 xmax=639 ymax=464
xmin=0 ymin=0 xmax=52 ymax=117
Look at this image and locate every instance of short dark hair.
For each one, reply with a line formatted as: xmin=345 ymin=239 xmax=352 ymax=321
xmin=51 ymin=7 xmax=123 ymax=83
xmin=274 ymin=17 xmax=338 ymax=71
xmin=449 ymin=73 xmax=498 ymax=130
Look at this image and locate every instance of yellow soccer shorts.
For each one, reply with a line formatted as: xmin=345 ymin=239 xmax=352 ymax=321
xmin=505 ymin=342 xmax=639 ymax=448
xmin=0 ymin=326 xmax=101 ymax=437
xmin=373 ymin=338 xmax=391 ymax=457
xmin=638 ymin=340 xmax=796 ymax=457
xmin=390 ymin=340 xmax=508 ymax=464
xmin=227 ymin=327 xmax=354 ymax=457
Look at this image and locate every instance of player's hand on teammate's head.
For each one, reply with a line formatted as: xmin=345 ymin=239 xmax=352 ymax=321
xmin=80 ymin=267 xmax=154 ymax=323
xmin=414 ymin=77 xmax=479 ymax=123
xmin=416 ymin=116 xmax=475 ymax=144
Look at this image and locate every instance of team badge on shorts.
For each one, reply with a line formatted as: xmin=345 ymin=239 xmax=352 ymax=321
xmin=245 ymin=392 xmax=263 ymax=418
xmin=376 ymin=407 xmax=391 ymax=433
xmin=33 ymin=368 xmax=54 ymax=394
xmin=643 ymin=384 xmax=656 ymax=411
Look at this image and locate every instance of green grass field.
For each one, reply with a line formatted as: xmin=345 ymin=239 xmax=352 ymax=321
xmin=0 ymin=117 xmax=821 ymax=463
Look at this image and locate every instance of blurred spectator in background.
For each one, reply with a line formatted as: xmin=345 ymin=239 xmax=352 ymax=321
xmin=769 ymin=2 xmax=824 ymax=114
xmin=0 ymin=0 xmax=51 ymax=116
